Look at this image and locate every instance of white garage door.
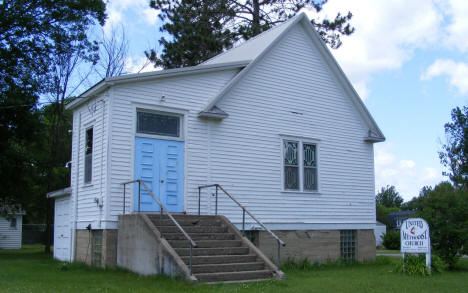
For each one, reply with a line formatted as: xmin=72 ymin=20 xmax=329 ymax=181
xmin=54 ymin=196 xmax=71 ymax=261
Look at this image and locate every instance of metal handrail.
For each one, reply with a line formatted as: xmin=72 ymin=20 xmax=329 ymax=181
xmin=122 ymin=179 xmax=197 ymax=275
xmin=198 ymin=184 xmax=285 ymax=267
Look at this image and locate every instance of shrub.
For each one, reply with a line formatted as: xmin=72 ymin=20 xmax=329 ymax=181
xmin=414 ymin=182 xmax=468 ymax=269
xmin=382 ymin=230 xmax=400 ymax=250
xmin=394 ymin=254 xmax=447 ymax=276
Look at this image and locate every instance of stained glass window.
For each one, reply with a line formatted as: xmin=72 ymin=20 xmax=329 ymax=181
xmin=283 ymin=140 xmax=318 ymax=192
xmin=84 ymin=127 xmax=93 ymax=183
xmin=304 ymin=144 xmax=317 ymax=191
xmin=284 ymin=141 xmax=298 ymax=190
xmin=137 ymin=111 xmax=180 ymax=137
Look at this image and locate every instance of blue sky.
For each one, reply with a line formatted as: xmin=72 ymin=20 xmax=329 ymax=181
xmin=97 ymin=0 xmax=468 ymax=201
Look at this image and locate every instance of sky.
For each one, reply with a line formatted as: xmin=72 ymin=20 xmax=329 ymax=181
xmin=97 ymin=0 xmax=468 ymax=201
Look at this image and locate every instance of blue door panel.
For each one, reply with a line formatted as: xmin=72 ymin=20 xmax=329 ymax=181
xmin=134 ymin=137 xmax=184 ymax=213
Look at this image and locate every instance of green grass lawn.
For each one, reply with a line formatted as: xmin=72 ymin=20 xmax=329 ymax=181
xmin=376 ymin=249 xmax=401 ymax=254
xmin=1 ymin=245 xmax=468 ymax=293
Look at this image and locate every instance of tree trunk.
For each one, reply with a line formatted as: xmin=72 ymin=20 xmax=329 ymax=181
xmin=252 ymin=0 xmax=260 ymax=36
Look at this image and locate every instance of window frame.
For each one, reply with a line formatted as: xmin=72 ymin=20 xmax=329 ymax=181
xmin=84 ymin=126 xmax=93 ymax=184
xmin=9 ymin=217 xmax=17 ymax=230
xmin=340 ymin=230 xmax=357 ymax=261
xmin=135 ymin=109 xmax=184 ymax=141
xmin=281 ymin=136 xmax=320 ymax=193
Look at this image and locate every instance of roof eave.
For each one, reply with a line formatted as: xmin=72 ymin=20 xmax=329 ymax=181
xmin=47 ymin=187 xmax=72 ymax=198
xmin=198 ymin=111 xmax=229 ymax=119
xmin=66 ymin=60 xmax=250 ymax=111
xmin=364 ymin=136 xmax=386 ymax=143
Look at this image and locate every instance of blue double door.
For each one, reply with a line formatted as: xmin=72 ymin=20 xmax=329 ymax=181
xmin=134 ymin=137 xmax=184 ymax=213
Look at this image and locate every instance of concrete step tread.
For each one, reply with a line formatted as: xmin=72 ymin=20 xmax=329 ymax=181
xmin=191 ymin=262 xmax=265 ymax=274
xmin=149 ymin=217 xmax=223 ymax=226
xmin=181 ymin=254 xmax=257 ymax=265
xmin=159 ymin=226 xmax=227 ymax=233
xmin=175 ymin=247 xmax=250 ymax=256
xmin=192 ymin=261 xmax=264 ymax=268
xmin=163 ymin=233 xmax=236 ymax=240
xmin=147 ymin=214 xmax=219 ymax=219
xmin=195 ymin=269 xmax=273 ymax=282
xmin=205 ymin=278 xmax=274 ymax=285
xmin=168 ymin=239 xmax=242 ymax=248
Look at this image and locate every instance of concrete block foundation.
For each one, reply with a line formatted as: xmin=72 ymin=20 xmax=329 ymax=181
xmin=75 ymin=229 xmax=117 ymax=267
xmin=257 ymin=229 xmax=376 ymax=263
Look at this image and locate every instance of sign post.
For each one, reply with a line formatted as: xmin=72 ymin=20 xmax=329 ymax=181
xmin=400 ymin=218 xmax=431 ymax=272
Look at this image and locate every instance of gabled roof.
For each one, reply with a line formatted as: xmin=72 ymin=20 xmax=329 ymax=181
xmin=202 ymin=16 xmax=297 ymax=65
xmin=66 ymin=61 xmax=249 ymax=110
xmin=199 ymin=13 xmax=385 ymax=142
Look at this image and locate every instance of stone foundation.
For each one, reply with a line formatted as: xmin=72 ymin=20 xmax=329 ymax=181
xmin=75 ymin=229 xmax=117 ymax=267
xmin=257 ymin=229 xmax=376 ymax=263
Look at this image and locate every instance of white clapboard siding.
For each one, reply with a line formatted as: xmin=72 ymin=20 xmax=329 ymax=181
xmin=70 ymin=93 xmax=109 ymax=228
xmin=70 ymin=18 xmax=380 ymax=230
xmin=108 ymin=69 xmax=241 ymax=219
xmin=185 ymin=23 xmax=376 ymax=226
xmin=0 ymin=216 xmax=22 ymax=249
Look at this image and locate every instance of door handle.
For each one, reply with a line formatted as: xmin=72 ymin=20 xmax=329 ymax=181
xmin=160 ymin=179 xmax=164 ymax=183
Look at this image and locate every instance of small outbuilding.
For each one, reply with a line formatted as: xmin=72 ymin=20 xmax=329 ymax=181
xmin=47 ymin=187 xmax=73 ymax=261
xmin=0 ymin=206 xmax=25 ymax=249
xmin=374 ymin=221 xmax=386 ymax=247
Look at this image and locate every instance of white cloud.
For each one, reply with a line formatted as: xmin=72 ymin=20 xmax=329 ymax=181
xmin=124 ymin=56 xmax=156 ymax=74
xmin=439 ymin=0 xmax=468 ymax=52
xmin=142 ymin=8 xmax=160 ymax=26
xmin=303 ymin=0 xmax=443 ymax=100
xmin=421 ymin=59 xmax=468 ymax=95
xmin=104 ymin=0 xmax=159 ymax=33
xmin=374 ymin=145 xmax=443 ymax=201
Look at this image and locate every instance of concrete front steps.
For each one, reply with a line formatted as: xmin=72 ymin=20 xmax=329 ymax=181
xmin=147 ymin=214 xmax=284 ymax=283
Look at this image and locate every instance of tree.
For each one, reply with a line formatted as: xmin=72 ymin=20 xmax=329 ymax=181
xmin=0 ymin=0 xmax=106 ymax=208
xmin=146 ymin=0 xmax=237 ymax=68
xmin=95 ymin=25 xmax=129 ymax=78
xmin=147 ymin=0 xmax=354 ymax=68
xmin=376 ymin=185 xmax=404 ymax=208
xmin=412 ymin=182 xmax=468 ymax=269
xmin=439 ymin=106 xmax=468 ymax=188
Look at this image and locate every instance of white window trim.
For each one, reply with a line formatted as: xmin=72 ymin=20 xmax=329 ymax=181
xmin=83 ymin=126 xmax=94 ymax=185
xmin=281 ymin=136 xmax=320 ymax=193
xmin=134 ymin=108 xmax=185 ymax=142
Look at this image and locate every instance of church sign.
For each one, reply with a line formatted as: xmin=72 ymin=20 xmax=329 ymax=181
xmin=400 ymin=218 xmax=431 ymax=270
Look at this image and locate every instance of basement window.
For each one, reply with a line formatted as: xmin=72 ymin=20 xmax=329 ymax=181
xmin=340 ymin=230 xmax=356 ymax=261
xmin=92 ymin=230 xmax=102 ymax=266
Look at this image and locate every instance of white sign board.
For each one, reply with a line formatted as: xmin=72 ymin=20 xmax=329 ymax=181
xmin=400 ymin=218 xmax=431 ymax=270
xmin=400 ymin=218 xmax=430 ymax=253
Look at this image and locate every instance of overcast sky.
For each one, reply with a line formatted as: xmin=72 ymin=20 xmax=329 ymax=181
xmin=98 ymin=0 xmax=468 ymax=201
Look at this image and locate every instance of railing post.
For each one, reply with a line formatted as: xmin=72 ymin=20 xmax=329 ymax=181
xmin=215 ymin=185 xmax=218 ymax=216
xmin=242 ymin=208 xmax=245 ymax=236
xmin=277 ymin=240 xmax=281 ymax=268
xmin=198 ymin=187 xmax=201 ymax=216
xmin=123 ymin=183 xmax=126 ymax=214
xmin=189 ymin=243 xmax=193 ymax=276
xmin=160 ymin=204 xmax=163 ymax=230
xmin=138 ymin=180 xmax=141 ymax=213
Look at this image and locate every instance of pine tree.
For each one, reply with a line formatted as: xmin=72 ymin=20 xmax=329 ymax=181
xmin=147 ymin=0 xmax=237 ymax=68
xmin=148 ymin=0 xmax=354 ymax=69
